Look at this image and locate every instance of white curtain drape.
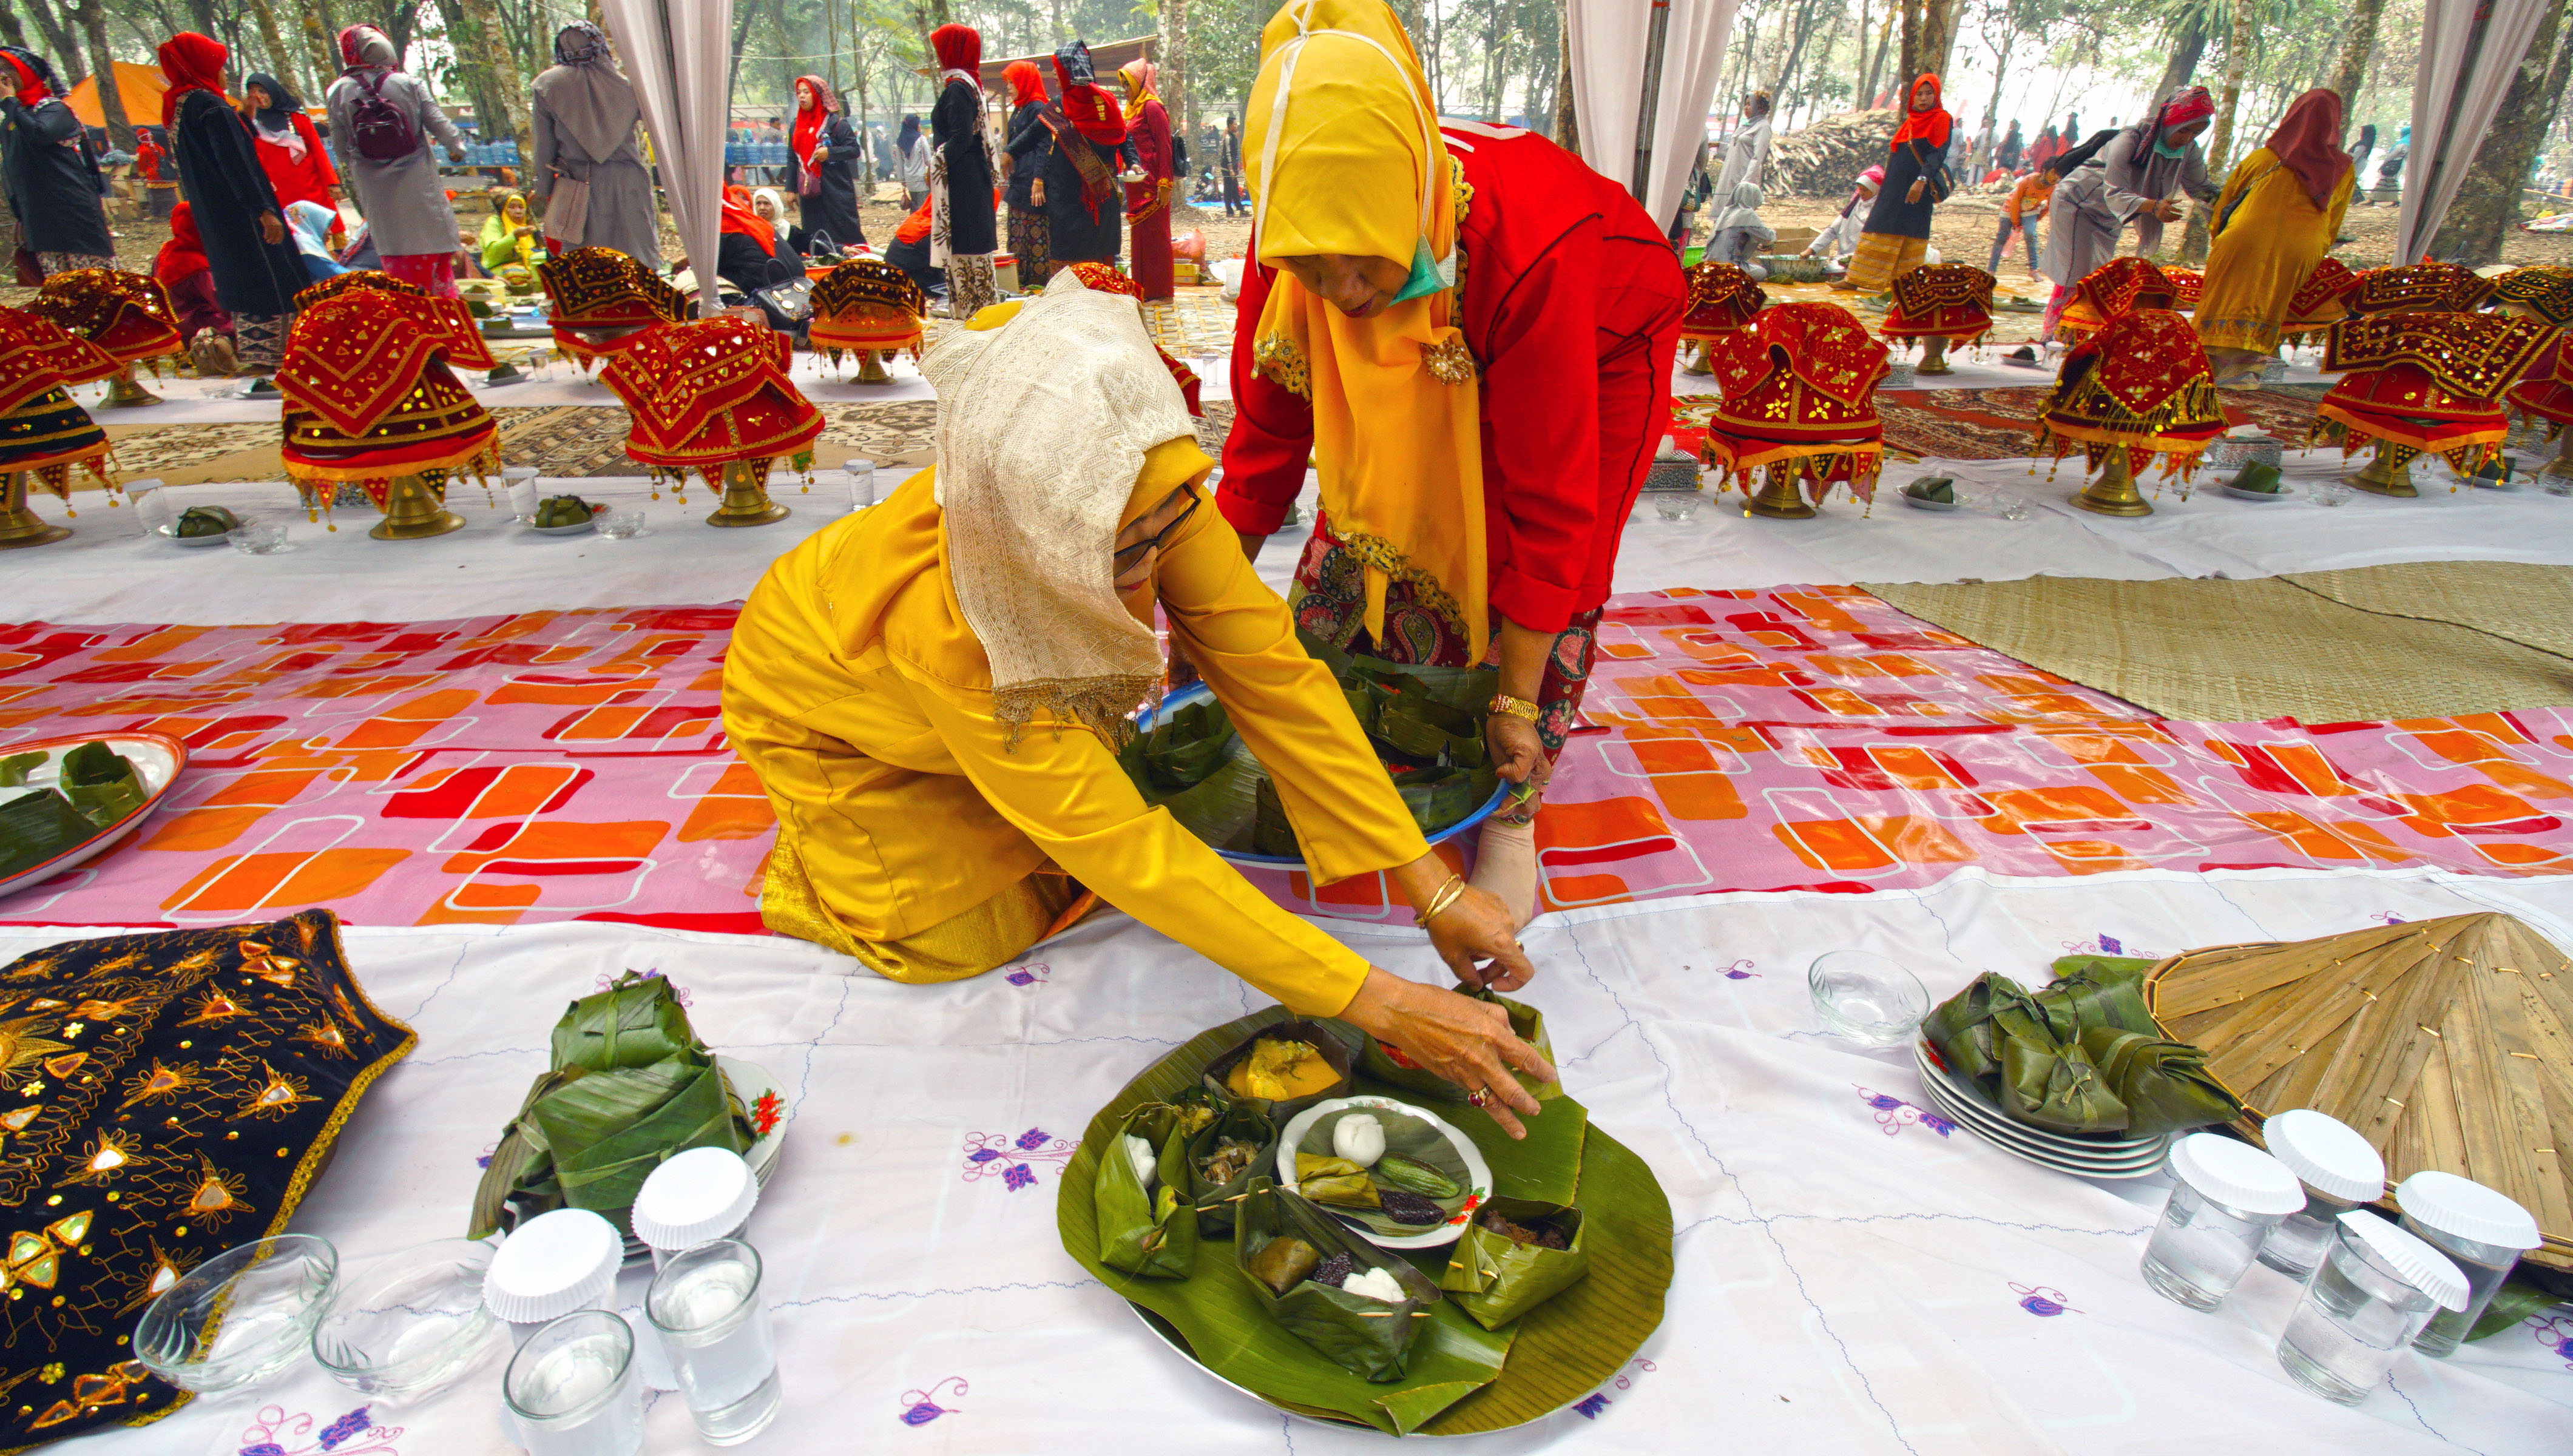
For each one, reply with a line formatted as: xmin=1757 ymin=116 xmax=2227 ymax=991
xmin=2394 ymin=0 xmax=2552 ymax=263
xmin=598 ymin=0 xmax=733 ymax=316
xmin=1565 ymin=0 xmax=1739 ymax=227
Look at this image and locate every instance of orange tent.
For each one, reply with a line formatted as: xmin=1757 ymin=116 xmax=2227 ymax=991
xmin=64 ymin=61 xmax=168 ymax=130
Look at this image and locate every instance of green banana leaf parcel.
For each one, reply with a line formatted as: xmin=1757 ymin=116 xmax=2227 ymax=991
xmin=1234 ymin=1179 xmax=1465 ymax=1383
xmin=1922 ymin=960 xmax=2243 ymax=1138
xmin=1436 ymin=1198 xmax=1591 ymax=1331
xmin=1060 ymin=1007 xmax=1670 ymax=1435
xmin=1359 ymin=988 xmax=1563 ymax=1105
xmin=1095 ymin=1102 xmax=1201 ymax=1279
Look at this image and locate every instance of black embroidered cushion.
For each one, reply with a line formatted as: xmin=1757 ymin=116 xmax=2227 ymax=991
xmin=0 ymin=909 xmax=413 ymax=1448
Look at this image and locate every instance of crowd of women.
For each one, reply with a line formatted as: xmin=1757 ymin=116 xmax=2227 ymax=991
xmin=1 ymin=17 xmax=1192 ymax=380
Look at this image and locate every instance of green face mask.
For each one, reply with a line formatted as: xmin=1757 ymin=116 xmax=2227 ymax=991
xmin=2153 ymin=139 xmax=2189 ymax=159
xmin=1388 ymin=237 xmax=1456 ymax=303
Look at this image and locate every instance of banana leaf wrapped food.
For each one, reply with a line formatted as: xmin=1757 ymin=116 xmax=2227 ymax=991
xmin=533 ymin=495 xmax=599 ymax=527
xmin=58 ymin=741 xmax=144 ymax=827
xmin=2038 ymin=956 xmax=2159 ymax=1037
xmin=1184 ymin=1092 xmax=1277 ymax=1236
xmin=2077 ymin=1025 xmax=2243 ymax=1137
xmin=1998 ymin=1019 xmax=2129 ymax=1133
xmin=1235 ymin=1179 xmax=1444 ymax=1382
xmin=470 ymin=971 xmax=754 ymax=1239
xmin=1202 ymin=1020 xmax=1353 ymax=1121
xmin=1289 ymin=1102 xmax=1480 ymax=1238
xmin=1922 ymin=963 xmax=2243 ymax=1137
xmin=0 ymin=752 xmax=45 ymax=787
xmin=174 ymin=505 xmax=238 ymax=537
xmin=0 ymin=786 xmax=100 ymax=878
xmin=1436 ymin=1199 xmax=1590 ymax=1329
xmin=1094 ymin=1100 xmax=1200 ymax=1279
xmin=1359 ymin=987 xmax=1563 ymax=1104
xmin=1120 ymin=696 xmax=1240 ymax=795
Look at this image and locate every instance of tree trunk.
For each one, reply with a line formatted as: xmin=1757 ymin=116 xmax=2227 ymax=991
xmin=1915 ymin=0 xmax=1958 ymax=83
xmin=2180 ymin=0 xmax=2257 ymax=264
xmin=1980 ymin=26 xmax=2017 ymax=150
xmin=1861 ymin=5 xmax=1895 ymax=106
xmin=1773 ymin=0 xmax=1825 ymax=104
xmin=19 ymin=0 xmax=83 ymax=84
xmin=1554 ymin=46 xmax=1577 ymax=155
xmin=243 ymin=0 xmax=307 ymax=104
xmin=296 ymin=0 xmax=340 ymax=112
xmin=1167 ymin=0 xmax=1192 ymax=138
xmin=69 ymin=0 xmax=122 ymax=147
xmin=457 ymin=0 xmax=532 ymax=173
xmin=2429 ymin=0 xmax=2573 ymax=263
xmin=2156 ymin=10 xmax=2209 ymax=100
xmin=2326 ymin=0 xmax=2390 ymax=141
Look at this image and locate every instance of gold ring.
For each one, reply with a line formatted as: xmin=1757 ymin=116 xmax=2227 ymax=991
xmin=1467 ymin=1088 xmax=1492 ymax=1108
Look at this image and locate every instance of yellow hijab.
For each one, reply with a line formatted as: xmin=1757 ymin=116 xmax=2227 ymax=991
xmin=1118 ymin=59 xmax=1161 ymax=121
xmin=1243 ymin=0 xmax=1484 ymax=660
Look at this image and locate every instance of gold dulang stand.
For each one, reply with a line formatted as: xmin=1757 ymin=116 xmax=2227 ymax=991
xmin=2350 ymin=438 xmax=2416 ymax=496
xmin=706 ymin=460 xmax=791 ymax=528
xmin=2073 ymin=447 xmax=2153 ymax=516
xmin=856 ymin=351 xmax=893 ymax=384
xmin=1681 ymin=339 xmax=1715 ymax=376
xmin=1916 ymin=335 xmax=1952 ymax=376
xmin=2548 ymin=428 xmax=2573 ymax=483
xmin=1743 ymin=463 xmax=1817 ymax=520
xmin=102 ymin=366 xmax=163 ymax=408
xmin=0 ymin=473 xmax=71 ymax=549
xmin=370 ymin=473 xmax=468 ymax=540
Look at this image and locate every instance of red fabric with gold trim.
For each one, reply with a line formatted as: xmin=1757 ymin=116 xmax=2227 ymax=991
xmin=2492 ymin=265 xmax=2573 ymax=328
xmin=808 ymin=258 xmax=928 ymax=358
xmin=2311 ymin=311 xmax=2547 ymax=472
xmin=539 ymin=246 xmax=691 ymax=368
xmin=2160 ymin=266 xmax=2205 ymax=311
xmin=2055 ymin=258 xmax=2177 ymax=342
xmin=2341 ymin=260 xmax=2497 ymax=316
xmin=601 ymin=317 xmax=823 ymax=475
xmin=1881 ymin=262 xmax=1995 ymax=343
xmin=2035 ymin=308 xmax=2223 ymax=478
xmin=0 ymin=305 xmax=118 ymax=417
xmin=2507 ymin=332 xmax=2573 ymax=426
xmin=1062 ymin=261 xmax=1144 ymax=298
xmin=1679 ymin=261 xmax=1765 ymax=344
xmin=294 ymin=271 xmax=496 ymax=371
xmin=1703 ymin=301 xmax=1887 ymax=496
xmin=277 ymin=285 xmax=499 ymax=441
xmin=22 ymin=269 xmax=183 ymax=366
xmin=2283 ymin=257 xmax=2361 ymax=336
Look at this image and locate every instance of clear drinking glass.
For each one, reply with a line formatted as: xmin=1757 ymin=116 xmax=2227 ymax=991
xmin=2312 ymin=481 xmax=2355 ymax=507
xmin=2401 ymin=1218 xmax=2523 ymax=1359
xmin=229 ymin=518 xmax=289 ymax=554
xmin=135 ymin=1233 xmax=339 ymax=1393
xmin=504 ymin=466 xmax=541 ymax=521
xmin=129 ymin=479 xmax=170 ymax=533
xmin=1652 ymin=491 xmax=1704 ymax=522
xmin=2260 ymin=1185 xmax=2366 ymax=1282
xmin=1807 ymin=951 xmax=1930 ymax=1047
xmin=594 ymin=509 xmax=646 ymax=540
xmin=2140 ymin=1181 xmax=2288 ymax=1310
xmin=645 ymin=1240 xmax=781 ymax=1445
xmin=2278 ymin=1224 xmax=2446 ymax=1403
xmin=502 ymin=1310 xmax=644 ymax=1456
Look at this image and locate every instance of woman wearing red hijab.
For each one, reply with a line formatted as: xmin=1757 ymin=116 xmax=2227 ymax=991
xmin=1840 ymin=74 xmax=1953 ymax=294
xmin=160 ymin=33 xmax=308 ymax=374
xmin=927 ymin=24 xmax=998 ymax=317
xmin=1013 ymin=42 xmax=1134 ymax=271
xmin=0 ymin=47 xmax=112 ymax=276
xmin=2194 ymin=89 xmax=2355 ymax=381
xmin=1000 ymin=60 xmax=1053 ymax=286
xmin=788 ymin=74 xmax=866 ymax=254
xmin=1117 ymin=59 xmax=1175 ymax=302
xmin=154 ymin=202 xmax=231 ymax=348
xmin=709 ymin=184 xmax=805 ymax=333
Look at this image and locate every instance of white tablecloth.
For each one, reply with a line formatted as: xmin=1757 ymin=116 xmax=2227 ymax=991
xmin=30 ymin=863 xmax=2573 ymax=1455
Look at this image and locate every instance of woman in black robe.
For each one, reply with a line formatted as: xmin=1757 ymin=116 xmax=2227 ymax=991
xmin=786 ymin=74 xmax=865 ymax=255
xmin=1838 ymin=73 xmax=1954 ymax=295
xmin=0 ymin=47 xmax=110 ymax=274
xmin=927 ymin=24 xmax=996 ymax=316
xmin=712 ymin=187 xmax=805 ymax=334
xmin=999 ymin=60 xmax=1052 ymax=286
xmin=158 ymin=33 xmax=306 ymax=374
xmin=1018 ymin=44 xmax=1134 ymax=268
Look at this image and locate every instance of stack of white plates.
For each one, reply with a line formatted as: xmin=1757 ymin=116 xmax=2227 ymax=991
xmin=1912 ymin=1040 xmax=2172 ymax=1179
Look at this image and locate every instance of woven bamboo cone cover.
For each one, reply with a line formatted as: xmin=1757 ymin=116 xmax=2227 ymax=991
xmin=2145 ymin=913 xmax=2573 ymax=1272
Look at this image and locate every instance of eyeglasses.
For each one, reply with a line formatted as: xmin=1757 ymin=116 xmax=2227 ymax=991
xmin=1112 ymin=486 xmax=1199 ymax=575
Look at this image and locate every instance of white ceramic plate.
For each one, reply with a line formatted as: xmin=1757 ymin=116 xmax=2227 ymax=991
xmin=528 ymin=504 xmax=607 ymax=536
xmin=1277 ymin=1094 xmax=1491 ymax=1251
xmin=156 ymin=522 xmax=232 ymax=547
xmin=1914 ymin=1070 xmax=2171 ymax=1173
xmin=2219 ymin=482 xmax=2293 ymax=502
xmin=0 ymin=732 xmax=188 ymax=901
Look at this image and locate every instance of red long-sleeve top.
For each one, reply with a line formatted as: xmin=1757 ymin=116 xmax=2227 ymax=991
xmin=252 ymin=112 xmax=339 ymax=214
xmin=1217 ymin=122 xmax=1685 ymax=632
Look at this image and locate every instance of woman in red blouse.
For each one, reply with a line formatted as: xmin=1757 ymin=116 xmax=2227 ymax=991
xmin=1221 ymin=0 xmax=1683 ymax=925
xmin=1117 ymin=58 xmax=1175 ymax=301
xmin=242 ymin=73 xmax=337 ymax=213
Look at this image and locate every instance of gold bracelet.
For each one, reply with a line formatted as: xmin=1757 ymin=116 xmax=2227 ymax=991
xmin=1414 ymin=873 xmax=1467 ymax=928
xmin=1486 ymin=693 xmax=1541 ymax=722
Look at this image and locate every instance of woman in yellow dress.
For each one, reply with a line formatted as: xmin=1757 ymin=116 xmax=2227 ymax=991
xmin=2193 ymin=89 xmax=2355 ymax=383
xmin=721 ymin=278 xmax=1552 ymax=1133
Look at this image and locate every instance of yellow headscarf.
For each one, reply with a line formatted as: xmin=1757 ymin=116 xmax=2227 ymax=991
xmin=1243 ymin=0 xmax=1484 ymax=661
xmin=1118 ymin=59 xmax=1161 ymax=121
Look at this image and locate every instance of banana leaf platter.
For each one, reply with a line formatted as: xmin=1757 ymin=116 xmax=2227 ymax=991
xmin=1276 ymin=1095 xmax=1490 ymax=1247
xmin=1060 ymin=1006 xmax=1671 ymax=1436
xmin=0 ymin=730 xmax=188 ymax=902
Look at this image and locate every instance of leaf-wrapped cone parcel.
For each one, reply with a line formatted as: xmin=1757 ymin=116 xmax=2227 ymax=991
xmin=58 ymin=741 xmax=144 ymax=828
xmin=1436 ymin=1199 xmax=1591 ymax=1330
xmin=2040 ymin=956 xmax=2160 ymax=1037
xmin=1202 ymin=1019 xmax=1354 ymax=1122
xmin=1185 ymin=1093 xmax=1275 ymax=1237
xmin=1360 ymin=988 xmax=1564 ymax=1104
xmin=0 ymin=788 xmax=100 ymax=878
xmin=536 ymin=1055 xmax=750 ymax=1232
xmin=1095 ymin=1102 xmax=1200 ymax=1279
xmin=2078 ymin=1025 xmax=2244 ymax=1137
xmin=1922 ymin=972 xmax=2053 ymax=1091
xmin=1296 ymin=1153 xmax=1381 ymax=1209
xmin=552 ymin=969 xmax=706 ymax=1073
xmin=1235 ymin=1179 xmax=1465 ymax=1383
xmin=0 ymin=751 xmax=44 ymax=788
xmin=1998 ymin=1023 xmax=2129 ymax=1133
xmin=1121 ymin=697 xmax=1242 ymax=795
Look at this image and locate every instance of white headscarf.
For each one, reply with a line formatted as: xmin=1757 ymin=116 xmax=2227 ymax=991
xmin=921 ymin=286 xmax=1197 ymax=741
xmin=1711 ymin=182 xmax=1767 ymax=235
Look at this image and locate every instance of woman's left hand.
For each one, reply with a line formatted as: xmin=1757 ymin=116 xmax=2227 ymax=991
xmin=1425 ymin=883 xmax=1535 ymax=991
xmin=1485 ymin=710 xmax=1545 ymax=787
xmin=1907 ymin=177 xmax=1927 ymax=203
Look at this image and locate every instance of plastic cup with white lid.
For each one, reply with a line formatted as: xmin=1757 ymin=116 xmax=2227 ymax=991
xmin=2140 ymin=1133 xmax=2307 ymax=1310
xmin=2255 ymin=1110 xmax=2386 ymax=1281
xmin=484 ymin=1207 xmax=623 ymax=1347
xmin=2395 ymin=1170 xmax=2542 ymax=1357
xmin=2277 ymin=1211 xmax=2467 ymax=1404
xmin=632 ymin=1147 xmax=759 ymax=1268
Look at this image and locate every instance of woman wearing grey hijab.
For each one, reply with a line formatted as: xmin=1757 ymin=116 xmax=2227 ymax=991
xmin=530 ymin=21 xmax=662 ymax=268
xmin=325 ymin=24 xmax=468 ymax=294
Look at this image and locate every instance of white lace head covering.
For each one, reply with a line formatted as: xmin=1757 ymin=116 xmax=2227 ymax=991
xmin=921 ymin=286 xmax=1196 ymax=743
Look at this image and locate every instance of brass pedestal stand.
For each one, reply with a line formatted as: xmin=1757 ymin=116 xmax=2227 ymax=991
xmin=370 ymin=474 xmax=468 ymax=540
xmin=0 ymin=473 xmax=70 ymax=549
xmin=103 ymin=367 xmax=163 ymax=408
xmin=1916 ymin=336 xmax=1952 ymax=376
xmin=1681 ymin=339 xmax=1715 ymax=376
xmin=706 ymin=460 xmax=791 ymax=528
xmin=2074 ymin=449 xmax=2153 ymax=517
xmin=1743 ymin=464 xmax=1817 ymax=520
xmin=856 ymin=351 xmax=893 ymax=384
xmin=2350 ymin=439 xmax=2416 ymax=496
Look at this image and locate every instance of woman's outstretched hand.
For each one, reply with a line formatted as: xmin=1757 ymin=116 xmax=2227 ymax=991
xmin=1339 ymin=969 xmax=1555 ymax=1138
xmin=1390 ymin=852 xmax=1533 ymax=991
